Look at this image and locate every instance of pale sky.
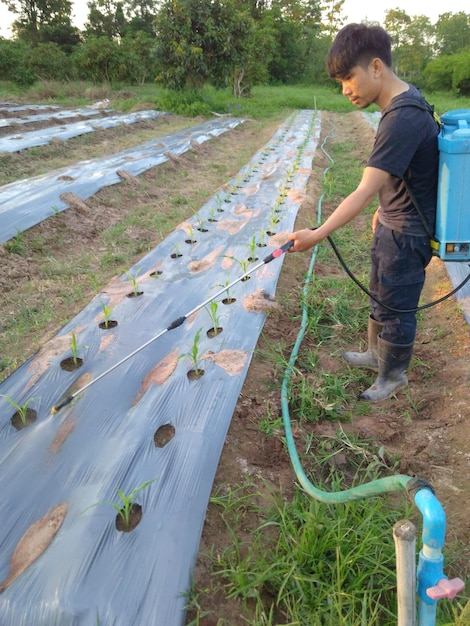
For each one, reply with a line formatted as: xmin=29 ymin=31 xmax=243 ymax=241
xmin=0 ymin=0 xmax=469 ymax=38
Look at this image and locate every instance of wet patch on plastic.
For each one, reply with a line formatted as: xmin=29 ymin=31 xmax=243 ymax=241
xmin=202 ymin=349 xmax=248 ymax=376
xmin=49 ymin=417 xmax=76 ymax=454
xmin=243 ymin=289 xmax=280 ymax=313
xmin=26 ymin=328 xmax=86 ymax=387
xmin=133 ymin=349 xmax=179 ymax=405
xmin=187 ymin=245 xmax=224 ymax=273
xmin=0 ymin=503 xmax=67 ymax=593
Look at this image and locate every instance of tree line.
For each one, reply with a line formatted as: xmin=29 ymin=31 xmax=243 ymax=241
xmin=0 ymin=0 xmax=469 ymax=95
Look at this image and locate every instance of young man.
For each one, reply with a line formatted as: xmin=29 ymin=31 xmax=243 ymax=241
xmin=287 ymin=23 xmax=439 ymax=402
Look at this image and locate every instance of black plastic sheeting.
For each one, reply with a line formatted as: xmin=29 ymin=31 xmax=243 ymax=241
xmin=0 ymin=116 xmax=243 ymax=245
xmin=0 ymin=110 xmax=321 ymax=625
xmin=0 ymin=110 xmax=168 ymax=153
xmin=362 ymin=111 xmax=470 ymax=326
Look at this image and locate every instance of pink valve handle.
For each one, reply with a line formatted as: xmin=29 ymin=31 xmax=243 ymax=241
xmin=427 ymin=577 xmax=465 ymax=600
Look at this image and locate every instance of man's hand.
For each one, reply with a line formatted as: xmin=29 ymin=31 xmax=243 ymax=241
xmin=287 ymin=228 xmax=323 ymax=253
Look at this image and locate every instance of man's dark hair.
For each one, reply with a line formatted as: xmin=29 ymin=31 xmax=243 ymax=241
xmin=326 ymin=23 xmax=393 ymax=79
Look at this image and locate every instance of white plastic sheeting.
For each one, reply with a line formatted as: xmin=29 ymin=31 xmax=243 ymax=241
xmin=0 ymin=110 xmax=321 ymax=626
xmin=0 ymin=116 xmax=244 ymax=244
xmin=0 ymin=107 xmax=103 ymax=128
xmin=0 ymin=110 xmax=168 ymax=152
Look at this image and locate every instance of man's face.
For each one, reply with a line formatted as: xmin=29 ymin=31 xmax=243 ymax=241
xmin=336 ymin=63 xmax=379 ymax=109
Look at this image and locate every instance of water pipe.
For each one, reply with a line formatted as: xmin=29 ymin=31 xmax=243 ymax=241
xmin=279 ymin=128 xmax=465 ymax=623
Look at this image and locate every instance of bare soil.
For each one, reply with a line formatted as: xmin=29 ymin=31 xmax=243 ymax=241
xmin=0 ymin=109 xmax=469 ymax=623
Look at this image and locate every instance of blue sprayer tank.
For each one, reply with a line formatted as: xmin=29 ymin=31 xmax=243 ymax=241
xmin=435 ymin=109 xmax=470 ymax=261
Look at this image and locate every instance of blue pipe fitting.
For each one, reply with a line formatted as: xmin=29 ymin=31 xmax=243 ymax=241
xmin=414 ymin=487 xmax=465 ymax=624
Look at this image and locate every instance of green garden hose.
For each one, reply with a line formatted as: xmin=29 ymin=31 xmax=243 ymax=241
xmin=280 ymin=134 xmax=412 ymax=503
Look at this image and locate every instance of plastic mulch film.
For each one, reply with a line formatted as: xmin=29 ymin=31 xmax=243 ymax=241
xmin=0 ymin=109 xmax=321 ymax=625
xmin=0 ymin=116 xmax=244 ymax=245
xmin=0 ymin=107 xmax=103 ymax=128
xmin=0 ymin=110 xmax=168 ymax=153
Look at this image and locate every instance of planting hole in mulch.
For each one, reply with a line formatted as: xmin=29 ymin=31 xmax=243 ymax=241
xmin=60 ymin=357 xmax=84 ymax=371
xmin=98 ymin=320 xmax=118 ymax=330
xmin=154 ymin=423 xmax=176 ymax=448
xmin=171 ymin=252 xmax=183 ymax=259
xmin=222 ymin=297 xmax=236 ymax=305
xmin=185 ymin=239 xmax=197 ymax=244
xmin=126 ymin=291 xmax=144 ymax=298
xmin=11 ymin=408 xmax=37 ymax=430
xmin=247 ymin=257 xmax=259 ymax=262
xmin=115 ymin=504 xmax=142 ymax=532
xmin=241 ymin=276 xmax=251 ymax=282
xmin=150 ymin=270 xmax=163 ymax=277
xmin=207 ymin=327 xmax=223 ymax=338
xmin=197 ymin=227 xmax=208 ymax=233
xmin=187 ymin=369 xmax=205 ymax=380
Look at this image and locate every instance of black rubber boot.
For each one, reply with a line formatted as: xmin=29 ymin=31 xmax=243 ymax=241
xmin=343 ymin=316 xmax=384 ymax=370
xmin=360 ymin=337 xmax=413 ymax=402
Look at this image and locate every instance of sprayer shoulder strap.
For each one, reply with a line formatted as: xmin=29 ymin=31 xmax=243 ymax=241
xmin=402 ymin=181 xmax=440 ymax=251
xmin=386 ymin=98 xmax=441 ymax=249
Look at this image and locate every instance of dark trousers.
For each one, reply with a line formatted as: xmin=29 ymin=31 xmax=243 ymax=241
xmin=369 ymin=223 xmax=433 ymax=344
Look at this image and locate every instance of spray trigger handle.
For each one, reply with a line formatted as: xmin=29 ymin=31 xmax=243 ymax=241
xmin=427 ymin=577 xmax=465 ymax=600
xmin=263 ymin=240 xmax=294 ymax=263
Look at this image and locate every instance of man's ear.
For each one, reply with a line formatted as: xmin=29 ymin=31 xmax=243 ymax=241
xmin=370 ymin=57 xmax=383 ymax=78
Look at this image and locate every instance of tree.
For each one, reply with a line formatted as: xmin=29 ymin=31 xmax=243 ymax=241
xmin=320 ymin=0 xmax=345 ymax=39
xmin=84 ymin=0 xmax=126 ymax=39
xmin=153 ymin=0 xmax=265 ymax=94
xmin=385 ymin=10 xmax=434 ymax=82
xmin=1 ymin=0 xmax=76 ymax=47
xmin=121 ymin=0 xmax=157 ymax=36
xmin=435 ymin=12 xmax=470 ymax=56
xmin=0 ymin=37 xmax=36 ymax=84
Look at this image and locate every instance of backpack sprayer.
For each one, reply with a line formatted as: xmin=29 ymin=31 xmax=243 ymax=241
xmin=432 ymin=108 xmax=470 ymax=262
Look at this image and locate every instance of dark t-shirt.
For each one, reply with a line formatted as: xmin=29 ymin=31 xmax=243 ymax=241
xmin=367 ymin=84 xmax=439 ymax=236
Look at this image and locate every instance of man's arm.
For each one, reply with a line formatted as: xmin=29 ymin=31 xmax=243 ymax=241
xmin=288 ymin=166 xmax=389 ymax=253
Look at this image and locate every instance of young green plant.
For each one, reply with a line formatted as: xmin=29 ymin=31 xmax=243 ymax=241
xmin=99 ymin=300 xmax=114 ymax=329
xmin=124 ymin=268 xmax=142 ymax=296
xmin=0 ymin=394 xmax=37 ymax=426
xmin=70 ymin=332 xmax=80 ymax=366
xmin=206 ymin=301 xmax=221 ymax=336
xmin=181 ymin=327 xmax=204 ymax=378
xmin=82 ymin=479 xmax=157 ymax=529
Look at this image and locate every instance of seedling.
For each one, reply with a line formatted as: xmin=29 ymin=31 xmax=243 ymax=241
xmin=82 ymin=479 xmax=157 ymax=531
xmin=217 ymin=275 xmax=236 ymax=304
xmin=205 ymin=301 xmax=222 ymax=337
xmin=70 ymin=332 xmax=81 ymax=366
xmin=215 ymin=194 xmax=225 ymax=212
xmin=226 ymin=255 xmax=251 ymax=281
xmin=246 ymin=236 xmax=258 ymax=262
xmin=194 ymin=213 xmax=208 ymax=232
xmin=1 ymin=394 xmax=37 ymax=427
xmin=180 ymin=327 xmax=204 ymax=379
xmin=208 ymin=206 xmax=218 ymax=223
xmin=171 ymin=243 xmax=182 ymax=258
xmin=124 ymin=268 xmax=142 ymax=296
xmin=185 ymin=223 xmax=197 ymax=244
xmin=99 ymin=300 xmax=116 ymax=329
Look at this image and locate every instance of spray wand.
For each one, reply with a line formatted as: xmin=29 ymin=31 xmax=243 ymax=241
xmin=51 ymin=240 xmax=294 ymax=414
